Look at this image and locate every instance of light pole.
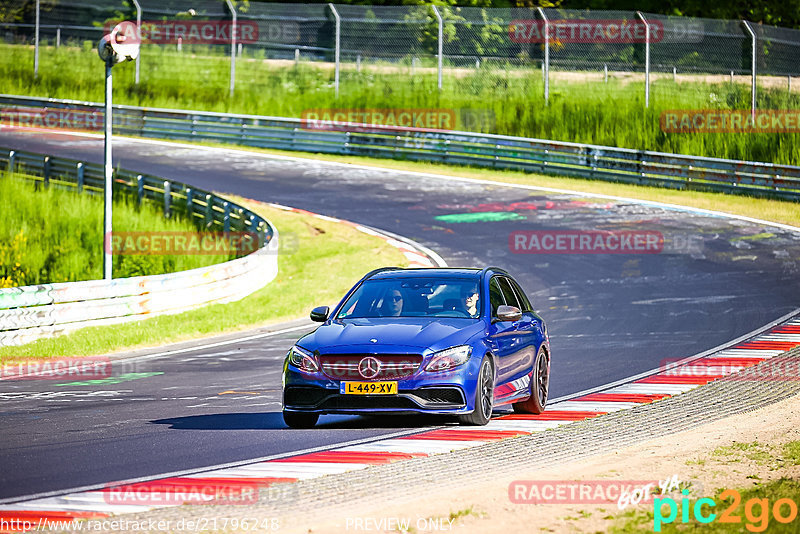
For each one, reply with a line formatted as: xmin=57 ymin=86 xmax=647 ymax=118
xmin=97 ymin=22 xmax=139 ymax=280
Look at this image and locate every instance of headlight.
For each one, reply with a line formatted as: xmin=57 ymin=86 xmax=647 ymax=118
xmin=288 ymin=345 xmax=319 ymax=373
xmin=423 ymin=345 xmax=472 ymax=372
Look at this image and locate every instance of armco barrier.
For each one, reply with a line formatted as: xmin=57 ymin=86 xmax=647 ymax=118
xmin=0 ymin=148 xmax=279 ymax=347
xmin=1 ymin=94 xmax=799 ymax=201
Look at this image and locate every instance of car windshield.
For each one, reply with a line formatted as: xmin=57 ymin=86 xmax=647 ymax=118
xmin=336 ymin=278 xmax=481 ymax=319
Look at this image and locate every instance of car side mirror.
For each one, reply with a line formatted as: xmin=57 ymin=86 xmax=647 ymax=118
xmin=495 ymin=305 xmax=522 ymax=323
xmin=310 ymin=306 xmax=329 ymax=322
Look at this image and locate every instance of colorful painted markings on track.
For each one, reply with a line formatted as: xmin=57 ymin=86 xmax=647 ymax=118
xmin=1 ymin=317 xmax=798 ymax=530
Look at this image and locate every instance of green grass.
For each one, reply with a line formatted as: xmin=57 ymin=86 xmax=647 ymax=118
xmin=784 ymin=441 xmax=800 ymax=465
xmin=4 ymin=43 xmax=800 ymax=164
xmin=0 ymin=172 xmax=229 ymax=287
xmin=609 ymin=478 xmax=800 ymax=533
xmin=0 ymin=197 xmax=408 ymax=361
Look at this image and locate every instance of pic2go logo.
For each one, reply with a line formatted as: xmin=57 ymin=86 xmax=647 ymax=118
xmin=654 ymin=489 xmax=799 ymax=532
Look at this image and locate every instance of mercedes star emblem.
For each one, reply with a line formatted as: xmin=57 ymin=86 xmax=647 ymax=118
xmin=358 ymin=356 xmax=381 ymax=379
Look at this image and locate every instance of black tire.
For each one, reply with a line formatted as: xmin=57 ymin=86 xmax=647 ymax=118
xmin=283 ymin=411 xmax=319 ymax=429
xmin=513 ymin=347 xmax=549 ymax=414
xmin=458 ymin=356 xmax=494 ymax=426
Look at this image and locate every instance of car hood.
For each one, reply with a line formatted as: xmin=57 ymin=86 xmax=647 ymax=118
xmin=298 ymin=317 xmax=484 ymax=353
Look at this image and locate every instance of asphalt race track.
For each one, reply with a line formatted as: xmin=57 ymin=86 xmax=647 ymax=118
xmin=1 ymin=130 xmax=798 ymax=501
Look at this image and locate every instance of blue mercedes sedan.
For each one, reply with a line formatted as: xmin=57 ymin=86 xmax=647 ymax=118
xmin=282 ymin=267 xmax=550 ymax=428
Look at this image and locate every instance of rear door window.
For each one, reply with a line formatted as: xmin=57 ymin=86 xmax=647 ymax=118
xmin=508 ymin=278 xmax=533 ymax=312
xmin=498 ymin=277 xmax=521 ymax=310
xmin=489 ymin=277 xmax=505 ymax=318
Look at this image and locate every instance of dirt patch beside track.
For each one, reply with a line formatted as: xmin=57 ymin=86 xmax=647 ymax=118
xmin=305 ymin=392 xmax=800 ymax=533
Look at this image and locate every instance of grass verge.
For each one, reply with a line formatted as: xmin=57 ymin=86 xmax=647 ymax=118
xmin=0 ymin=172 xmax=230 ymax=287
xmin=0 ymin=197 xmax=408 ymax=361
xmin=4 ymin=42 xmax=800 ymax=164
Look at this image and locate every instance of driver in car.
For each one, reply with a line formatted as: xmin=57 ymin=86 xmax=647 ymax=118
xmin=381 ymin=289 xmax=404 ymax=316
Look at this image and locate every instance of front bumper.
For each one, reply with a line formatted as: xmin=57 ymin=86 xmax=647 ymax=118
xmin=283 ymin=384 xmax=468 ymax=415
xmin=282 ymin=359 xmax=479 ymax=415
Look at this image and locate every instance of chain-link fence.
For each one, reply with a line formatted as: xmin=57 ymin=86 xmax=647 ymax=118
xmin=4 ymin=1 xmax=800 ymax=116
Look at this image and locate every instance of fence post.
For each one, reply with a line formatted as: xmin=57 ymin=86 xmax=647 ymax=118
xmin=329 ymin=3 xmax=340 ymax=98
xmin=56 ymin=27 xmax=61 ymax=48
xmin=742 ymin=20 xmax=757 ymax=120
xmin=186 ymin=187 xmax=193 ymax=219
xmin=8 ymin=151 xmax=15 ymax=174
xmin=604 ymin=63 xmax=608 ymax=83
xmin=536 ymin=7 xmax=549 ymax=105
xmin=636 ymin=11 xmax=650 ymax=108
xmin=76 ymin=162 xmax=84 ymax=192
xmin=225 ymin=0 xmax=237 ymax=97
xmin=34 ymin=0 xmax=40 ymax=79
xmin=163 ymin=181 xmax=171 ymax=217
xmin=131 ymin=0 xmax=141 ymax=84
xmin=432 ymin=5 xmax=443 ymax=90
xmin=205 ymin=194 xmax=213 ymax=227
xmin=43 ymin=156 xmax=50 ymax=187
xmin=136 ymin=175 xmax=144 ymax=205
xmin=223 ymin=202 xmax=231 ymax=232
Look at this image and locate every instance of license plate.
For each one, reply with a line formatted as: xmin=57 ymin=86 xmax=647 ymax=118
xmin=340 ymin=381 xmax=398 ymax=395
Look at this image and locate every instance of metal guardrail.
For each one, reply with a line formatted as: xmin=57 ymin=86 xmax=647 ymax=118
xmin=5 ymin=94 xmax=800 ymax=201
xmin=0 ymin=147 xmax=279 ymax=347
xmin=1 ymin=94 xmax=799 ymax=201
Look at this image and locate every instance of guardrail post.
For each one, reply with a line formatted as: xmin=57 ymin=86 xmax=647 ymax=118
xmin=43 ymin=156 xmax=50 ymax=187
xmin=225 ymin=0 xmax=237 ymax=97
xmin=742 ymin=20 xmax=757 ymax=120
xmin=328 ymin=3 xmax=340 ymax=98
xmin=8 ymin=151 xmax=15 ymax=174
xmin=34 ymin=0 xmax=40 ymax=79
xmin=205 ymin=194 xmax=213 ymax=227
xmin=131 ymin=0 xmax=141 ymax=84
xmin=56 ymin=27 xmax=61 ymax=48
xmin=76 ymin=162 xmax=84 ymax=192
xmin=238 ymin=208 xmax=245 ymax=231
xmin=186 ymin=188 xmax=194 ymax=219
xmin=163 ymin=181 xmax=171 ymax=218
xmin=136 ymin=175 xmax=144 ymax=205
xmin=223 ymin=202 xmax=231 ymax=232
xmin=432 ymin=6 xmax=443 ymax=90
xmin=536 ymin=7 xmax=549 ymax=105
xmin=636 ymin=11 xmax=650 ymax=108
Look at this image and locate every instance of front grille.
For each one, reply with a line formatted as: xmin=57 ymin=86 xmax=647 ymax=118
xmin=319 ymin=353 xmax=423 ymax=380
xmin=319 ymin=395 xmax=419 ymax=410
xmin=284 ymin=386 xmax=330 ymax=407
xmin=413 ymin=387 xmax=465 ymax=406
